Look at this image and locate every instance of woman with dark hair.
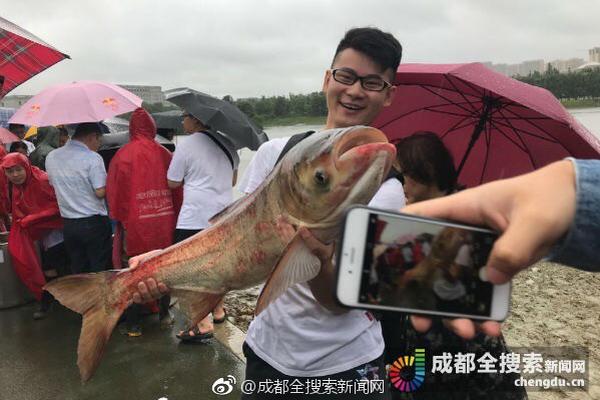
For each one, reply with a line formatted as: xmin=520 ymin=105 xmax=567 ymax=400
xmin=9 ymin=141 xmax=29 ymax=157
xmin=395 ymin=131 xmax=458 ymax=204
xmin=384 ymin=131 xmax=526 ymax=399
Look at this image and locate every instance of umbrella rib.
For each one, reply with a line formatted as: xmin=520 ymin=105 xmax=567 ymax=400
xmin=478 ymin=119 xmax=493 ymax=184
xmin=493 ymin=109 xmax=562 ymax=144
xmin=500 ymin=106 xmax=567 ymax=145
xmin=416 ymin=84 xmax=480 ymax=116
xmin=488 ymin=119 xmax=528 ymax=152
xmin=495 ymin=109 xmax=542 ymax=168
xmin=446 ymin=75 xmax=481 ymax=113
xmin=440 ymin=115 xmax=477 ymax=139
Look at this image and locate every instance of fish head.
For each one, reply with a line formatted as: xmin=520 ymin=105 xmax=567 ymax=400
xmin=277 ymin=125 xmax=396 ymax=230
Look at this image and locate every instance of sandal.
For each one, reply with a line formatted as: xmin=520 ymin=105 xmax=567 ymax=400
xmin=213 ymin=310 xmax=227 ymax=324
xmin=176 ymin=326 xmax=213 ymax=342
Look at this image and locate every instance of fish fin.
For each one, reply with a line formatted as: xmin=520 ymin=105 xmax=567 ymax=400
xmin=45 ymin=272 xmax=127 ymax=382
xmin=171 ymin=289 xmax=223 ymax=325
xmin=209 ymin=196 xmax=246 ymax=225
xmin=255 ymin=233 xmax=321 ymax=315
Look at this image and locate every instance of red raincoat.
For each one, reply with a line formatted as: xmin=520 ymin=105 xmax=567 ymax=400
xmin=0 ymin=146 xmax=10 ymax=229
xmin=107 ymin=108 xmax=182 ymax=268
xmin=2 ymin=153 xmax=62 ymax=300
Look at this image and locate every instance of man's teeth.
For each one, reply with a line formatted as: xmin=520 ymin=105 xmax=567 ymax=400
xmin=341 ymin=102 xmax=362 ymax=110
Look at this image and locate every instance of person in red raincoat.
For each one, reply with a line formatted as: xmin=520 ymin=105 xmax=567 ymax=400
xmin=106 ymin=107 xmax=182 ymax=337
xmin=0 ymin=146 xmax=10 ymax=230
xmin=2 ymin=152 xmax=64 ymax=319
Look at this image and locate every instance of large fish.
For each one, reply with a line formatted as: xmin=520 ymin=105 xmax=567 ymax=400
xmin=45 ymin=125 xmax=396 ymax=381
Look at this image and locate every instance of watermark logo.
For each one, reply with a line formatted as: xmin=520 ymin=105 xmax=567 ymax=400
xmin=389 ymin=348 xmax=426 ymax=392
xmin=212 ymin=375 xmax=237 ymax=396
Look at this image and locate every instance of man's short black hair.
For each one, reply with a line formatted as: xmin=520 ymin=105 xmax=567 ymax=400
xmin=332 ymin=27 xmax=402 ymax=77
xmin=73 ymin=122 xmax=103 ymax=139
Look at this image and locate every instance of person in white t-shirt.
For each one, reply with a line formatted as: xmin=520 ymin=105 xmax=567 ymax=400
xmin=167 ymin=111 xmax=235 ymax=342
xmin=129 ymin=27 xmax=404 ymax=398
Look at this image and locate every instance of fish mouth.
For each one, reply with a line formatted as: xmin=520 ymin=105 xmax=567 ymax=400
xmin=333 ymin=126 xmax=395 ymax=176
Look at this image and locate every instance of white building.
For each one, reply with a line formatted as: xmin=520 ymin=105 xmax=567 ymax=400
xmin=0 ymin=95 xmax=32 ymax=108
xmin=117 ymin=84 xmax=165 ymax=105
xmin=589 ymin=47 xmax=600 ymax=63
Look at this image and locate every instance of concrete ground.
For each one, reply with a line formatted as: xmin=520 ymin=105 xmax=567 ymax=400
xmin=0 ymin=301 xmax=247 ymax=399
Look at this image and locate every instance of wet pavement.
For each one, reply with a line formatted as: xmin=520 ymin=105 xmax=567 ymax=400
xmin=0 ymin=301 xmax=246 ymax=400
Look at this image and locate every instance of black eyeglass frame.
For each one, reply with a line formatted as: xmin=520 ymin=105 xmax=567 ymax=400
xmin=330 ymin=68 xmax=393 ymax=92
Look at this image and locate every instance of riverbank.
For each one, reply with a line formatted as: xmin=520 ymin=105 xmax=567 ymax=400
xmin=261 ymin=115 xmax=326 ymax=127
xmin=561 ymin=98 xmax=600 ymax=108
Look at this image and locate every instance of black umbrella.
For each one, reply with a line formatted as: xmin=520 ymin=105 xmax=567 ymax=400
xmin=165 ymin=87 xmax=268 ymax=151
xmin=98 ymin=131 xmax=175 ymax=170
xmin=151 ymin=110 xmax=183 ymax=131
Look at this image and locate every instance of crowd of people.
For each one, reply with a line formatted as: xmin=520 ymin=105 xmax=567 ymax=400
xmin=1 ymin=26 xmax=599 ymax=399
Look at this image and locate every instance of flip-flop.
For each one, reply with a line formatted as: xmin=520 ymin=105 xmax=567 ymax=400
xmin=176 ymin=326 xmax=213 ymax=342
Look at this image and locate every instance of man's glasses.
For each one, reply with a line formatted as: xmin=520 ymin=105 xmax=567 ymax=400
xmin=331 ymin=68 xmax=392 ymax=92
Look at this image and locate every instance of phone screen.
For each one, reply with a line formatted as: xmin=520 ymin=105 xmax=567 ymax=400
xmin=358 ymin=213 xmax=498 ymax=317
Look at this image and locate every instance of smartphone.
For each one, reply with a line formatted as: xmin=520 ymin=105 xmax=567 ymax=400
xmin=336 ymin=206 xmax=511 ymax=321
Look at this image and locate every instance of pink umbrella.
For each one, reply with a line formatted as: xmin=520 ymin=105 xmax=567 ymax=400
xmin=373 ymin=62 xmax=600 ymax=187
xmin=9 ymin=81 xmax=143 ymax=126
xmin=0 ymin=16 xmax=70 ymax=98
xmin=0 ymin=127 xmax=19 ymax=144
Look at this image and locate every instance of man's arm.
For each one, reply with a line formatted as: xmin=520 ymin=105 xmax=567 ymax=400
xmin=94 ymin=187 xmax=106 ymax=198
xmin=402 ymin=159 xmax=590 ymax=339
xmin=168 ymin=180 xmax=183 ymax=189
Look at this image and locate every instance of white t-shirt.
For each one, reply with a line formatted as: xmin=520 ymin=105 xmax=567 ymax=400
xmin=238 ymin=137 xmax=289 ymax=194
xmin=167 ymin=132 xmax=233 ymax=230
xmin=241 ymin=135 xmax=406 ymax=376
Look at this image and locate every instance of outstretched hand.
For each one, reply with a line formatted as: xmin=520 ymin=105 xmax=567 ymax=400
xmin=401 ymin=160 xmax=577 ymax=338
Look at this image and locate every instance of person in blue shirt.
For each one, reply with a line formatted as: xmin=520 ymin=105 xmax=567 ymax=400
xmin=45 ymin=122 xmax=112 ymax=273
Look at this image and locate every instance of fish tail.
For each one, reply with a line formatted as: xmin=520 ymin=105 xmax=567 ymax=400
xmin=45 ymin=272 xmax=127 ymax=381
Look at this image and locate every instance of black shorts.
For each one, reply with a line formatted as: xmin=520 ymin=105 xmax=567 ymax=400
xmin=241 ymin=342 xmax=389 ymax=399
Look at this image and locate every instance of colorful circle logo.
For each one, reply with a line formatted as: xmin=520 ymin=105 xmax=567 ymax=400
xmin=389 ymin=348 xmax=426 ymax=392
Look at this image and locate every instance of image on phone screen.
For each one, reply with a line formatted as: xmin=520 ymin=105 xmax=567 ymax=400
xmin=358 ymin=213 xmax=497 ymax=317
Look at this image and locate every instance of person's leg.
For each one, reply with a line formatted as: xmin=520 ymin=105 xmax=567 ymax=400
xmin=213 ymin=299 xmax=226 ymax=323
xmin=85 ymin=216 xmax=113 ymax=272
xmin=158 ymin=294 xmax=174 ymax=327
xmin=123 ymin=303 xmax=144 ymax=337
xmin=62 ymin=219 xmax=90 ymax=274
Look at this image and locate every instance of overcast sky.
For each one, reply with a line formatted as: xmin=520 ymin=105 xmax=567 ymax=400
xmin=3 ymin=0 xmax=599 ymax=99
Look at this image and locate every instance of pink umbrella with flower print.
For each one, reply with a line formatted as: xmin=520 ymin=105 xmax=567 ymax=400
xmin=9 ymin=81 xmax=143 ymax=126
xmin=373 ymin=63 xmax=600 ymax=187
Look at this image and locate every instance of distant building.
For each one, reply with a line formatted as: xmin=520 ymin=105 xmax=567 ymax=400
xmin=589 ymin=47 xmax=600 ymax=63
xmin=0 ymin=95 xmax=32 ymax=108
xmin=549 ymin=58 xmax=585 ymax=73
xmin=117 ymin=84 xmax=165 ymax=105
xmin=575 ymin=61 xmax=600 ymax=71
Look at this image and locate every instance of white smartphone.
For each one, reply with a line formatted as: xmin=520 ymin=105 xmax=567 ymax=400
xmin=336 ymin=206 xmax=511 ymax=321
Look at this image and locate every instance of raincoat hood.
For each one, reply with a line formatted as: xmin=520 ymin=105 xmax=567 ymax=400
xmin=2 ymin=152 xmax=33 ymax=184
xmin=129 ymin=107 xmax=156 ymax=141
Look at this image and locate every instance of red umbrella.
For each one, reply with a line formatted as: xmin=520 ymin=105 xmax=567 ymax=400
xmin=0 ymin=127 xmax=19 ymax=144
xmin=0 ymin=16 xmax=70 ymax=98
xmin=373 ymin=63 xmax=600 ymax=187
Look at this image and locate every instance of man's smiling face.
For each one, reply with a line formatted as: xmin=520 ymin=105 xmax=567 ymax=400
xmin=322 ymin=48 xmax=396 ymax=129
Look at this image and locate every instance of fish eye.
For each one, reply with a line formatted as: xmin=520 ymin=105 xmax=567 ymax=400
xmin=314 ymin=169 xmax=328 ymax=185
